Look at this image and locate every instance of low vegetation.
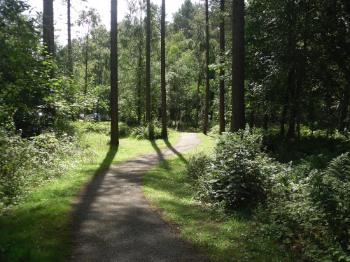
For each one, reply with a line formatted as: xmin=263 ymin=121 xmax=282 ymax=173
xmin=145 ymin=130 xmax=350 ymax=261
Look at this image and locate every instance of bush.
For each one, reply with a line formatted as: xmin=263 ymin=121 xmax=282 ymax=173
xmin=131 ymin=124 xmax=162 ymax=140
xmin=310 ymin=153 xmax=350 ymax=253
xmin=80 ymin=121 xmax=130 ymax=137
xmin=259 ymin=154 xmax=350 ymax=261
xmin=198 ymin=129 xmax=271 ymax=209
xmin=186 ymin=153 xmax=211 ymax=180
xmin=0 ymin=130 xmax=81 ymax=209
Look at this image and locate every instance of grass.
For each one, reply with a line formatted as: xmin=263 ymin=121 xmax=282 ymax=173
xmin=0 ymin=122 xmax=180 ymax=262
xmin=143 ymin=133 xmax=293 ymax=262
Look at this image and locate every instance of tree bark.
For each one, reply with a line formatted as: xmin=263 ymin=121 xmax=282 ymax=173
xmin=67 ymin=0 xmax=73 ymax=75
xmin=110 ymin=0 xmax=119 ymax=146
xmin=84 ymin=34 xmax=89 ymax=95
xmin=43 ymin=0 xmax=54 ymax=56
xmin=161 ymin=0 xmax=167 ymax=139
xmin=231 ymin=0 xmax=245 ymax=132
xmin=203 ymin=0 xmax=210 ymax=135
xmin=146 ymin=0 xmax=154 ymax=139
xmin=219 ymin=0 xmax=225 ymax=134
xmin=137 ymin=45 xmax=143 ymax=125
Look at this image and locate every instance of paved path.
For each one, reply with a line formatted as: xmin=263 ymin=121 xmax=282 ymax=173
xmin=71 ymin=133 xmax=208 ymax=262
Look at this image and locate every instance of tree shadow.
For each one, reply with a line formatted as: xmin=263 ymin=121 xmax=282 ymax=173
xmin=150 ymin=140 xmax=170 ymax=170
xmin=164 ymin=139 xmax=188 ymax=164
xmin=71 ymin=145 xmax=119 ymax=236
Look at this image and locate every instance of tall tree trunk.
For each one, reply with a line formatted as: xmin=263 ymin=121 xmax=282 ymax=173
xmin=84 ymin=34 xmax=89 ymax=95
xmin=196 ymin=73 xmax=202 ymax=128
xmin=146 ymin=0 xmax=153 ymax=139
xmin=203 ymin=0 xmax=210 ymax=135
xmin=67 ymin=0 xmax=73 ymax=75
xmin=110 ymin=0 xmax=119 ymax=146
xmin=161 ymin=0 xmax=167 ymax=139
xmin=286 ymin=0 xmax=297 ymax=139
xmin=219 ymin=0 xmax=225 ymax=134
xmin=137 ymin=46 xmax=143 ymax=125
xmin=43 ymin=0 xmax=54 ymax=56
xmin=231 ymin=0 xmax=245 ymax=132
xmin=339 ymin=85 xmax=350 ymax=132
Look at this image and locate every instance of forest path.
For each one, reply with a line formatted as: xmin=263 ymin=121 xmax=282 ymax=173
xmin=71 ymin=133 xmax=208 ymax=262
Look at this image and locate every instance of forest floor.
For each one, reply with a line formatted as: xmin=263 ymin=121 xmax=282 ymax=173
xmin=71 ymin=132 xmax=208 ymax=261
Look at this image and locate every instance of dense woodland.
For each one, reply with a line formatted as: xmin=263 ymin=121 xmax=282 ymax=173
xmin=1 ymin=0 xmax=350 ymax=261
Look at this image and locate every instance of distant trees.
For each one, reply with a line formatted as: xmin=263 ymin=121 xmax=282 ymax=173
xmin=26 ymin=0 xmax=350 ymax=140
xmin=77 ymin=9 xmax=100 ymax=95
xmin=110 ymin=0 xmax=119 ymax=146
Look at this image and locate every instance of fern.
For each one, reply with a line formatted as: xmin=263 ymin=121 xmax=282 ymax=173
xmin=326 ymin=153 xmax=350 ymax=181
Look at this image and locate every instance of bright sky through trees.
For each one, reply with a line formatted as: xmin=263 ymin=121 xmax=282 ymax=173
xmin=26 ymin=0 xmax=198 ymax=44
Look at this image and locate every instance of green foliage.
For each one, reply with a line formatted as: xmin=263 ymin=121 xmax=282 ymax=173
xmin=131 ymin=124 xmax=162 ymax=140
xmin=310 ymin=153 xmax=350 ymax=254
xmin=186 ymin=153 xmax=211 ymax=180
xmin=0 ymin=129 xmax=81 ymax=209
xmin=257 ymin=153 xmax=350 ymax=261
xmin=196 ymin=129 xmax=272 ymax=209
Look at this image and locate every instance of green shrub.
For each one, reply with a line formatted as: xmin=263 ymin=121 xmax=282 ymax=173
xmin=186 ymin=153 xmax=211 ymax=180
xmin=83 ymin=122 xmax=110 ymax=134
xmin=131 ymin=125 xmax=162 ymax=140
xmin=259 ymin=154 xmax=350 ymax=261
xmin=80 ymin=121 xmax=130 ymax=137
xmin=198 ymin=129 xmax=271 ymax=209
xmin=310 ymin=153 xmax=350 ymax=253
xmin=0 ymin=130 xmax=81 ymax=209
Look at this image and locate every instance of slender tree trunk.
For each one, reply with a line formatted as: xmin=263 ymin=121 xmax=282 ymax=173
xmin=137 ymin=46 xmax=143 ymax=125
xmin=280 ymin=103 xmax=287 ymax=136
xmin=43 ymin=0 xmax=54 ymax=56
xmin=203 ymin=0 xmax=210 ymax=135
xmin=263 ymin=113 xmax=269 ymax=131
xmin=339 ymin=85 xmax=350 ymax=132
xmin=287 ymin=68 xmax=296 ymax=139
xmin=110 ymin=0 xmax=119 ymax=146
xmin=67 ymin=0 xmax=73 ymax=75
xmin=219 ymin=0 xmax=225 ymax=134
xmin=84 ymin=33 xmax=89 ymax=95
xmin=286 ymin=0 xmax=297 ymax=139
xmin=146 ymin=0 xmax=153 ymax=139
xmin=161 ymin=0 xmax=167 ymax=139
xmin=231 ymin=0 xmax=245 ymax=132
xmin=196 ymin=73 xmax=202 ymax=128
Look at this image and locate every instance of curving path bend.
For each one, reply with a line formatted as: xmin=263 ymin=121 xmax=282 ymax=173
xmin=71 ymin=133 xmax=208 ymax=262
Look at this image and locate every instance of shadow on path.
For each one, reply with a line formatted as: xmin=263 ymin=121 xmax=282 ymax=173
xmin=150 ymin=140 xmax=170 ymax=170
xmin=71 ymin=145 xmax=118 ymax=237
xmin=164 ymin=139 xmax=188 ymax=164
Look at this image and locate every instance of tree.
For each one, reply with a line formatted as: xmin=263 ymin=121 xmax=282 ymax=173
xmin=203 ymin=0 xmax=210 ymax=135
xmin=67 ymin=0 xmax=73 ymax=75
xmin=77 ymin=9 xmax=100 ymax=95
xmin=161 ymin=0 xmax=167 ymax=139
xmin=43 ymin=0 xmax=54 ymax=56
xmin=231 ymin=0 xmax=245 ymax=132
xmin=110 ymin=0 xmax=119 ymax=146
xmin=219 ymin=0 xmax=225 ymax=134
xmin=146 ymin=0 xmax=153 ymax=139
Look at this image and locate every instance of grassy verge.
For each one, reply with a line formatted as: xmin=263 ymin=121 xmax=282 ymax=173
xmin=0 ymin=122 xmax=180 ymax=262
xmin=143 ymin=133 xmax=292 ymax=262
